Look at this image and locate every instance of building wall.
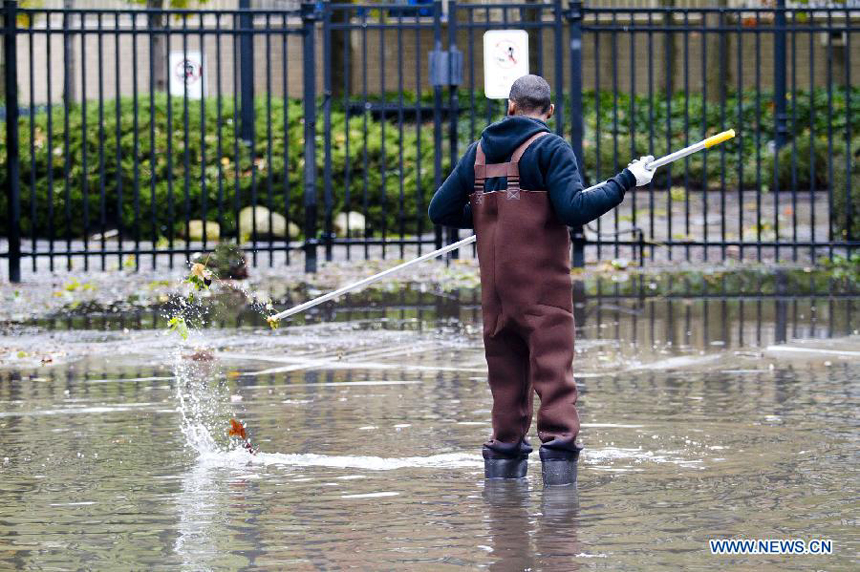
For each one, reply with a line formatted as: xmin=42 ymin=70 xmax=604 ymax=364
xmin=15 ymin=14 xmax=858 ymax=107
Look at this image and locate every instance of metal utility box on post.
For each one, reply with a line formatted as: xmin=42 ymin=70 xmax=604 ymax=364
xmin=4 ymin=0 xmax=21 ymax=282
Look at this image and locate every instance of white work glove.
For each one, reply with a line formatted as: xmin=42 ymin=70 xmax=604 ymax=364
xmin=627 ymin=155 xmax=656 ymax=187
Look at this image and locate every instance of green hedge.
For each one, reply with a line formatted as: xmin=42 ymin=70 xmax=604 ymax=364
xmin=1 ymin=86 xmax=858 ymax=240
xmin=0 ymin=94 xmax=445 ymax=241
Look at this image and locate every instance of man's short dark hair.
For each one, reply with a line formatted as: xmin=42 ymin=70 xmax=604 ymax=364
xmin=508 ymin=74 xmax=552 ymax=114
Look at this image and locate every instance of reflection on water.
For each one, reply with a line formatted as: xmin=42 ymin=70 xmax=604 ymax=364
xmin=1 ymin=281 xmax=859 ymax=569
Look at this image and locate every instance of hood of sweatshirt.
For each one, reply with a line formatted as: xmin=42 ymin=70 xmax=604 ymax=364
xmin=478 ymin=116 xmax=551 ymax=164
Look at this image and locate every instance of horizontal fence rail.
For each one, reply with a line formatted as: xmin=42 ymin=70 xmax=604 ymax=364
xmin=2 ymin=1 xmax=859 ymax=281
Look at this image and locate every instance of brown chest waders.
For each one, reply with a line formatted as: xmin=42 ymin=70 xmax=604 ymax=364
xmin=470 ymin=132 xmax=581 ymax=480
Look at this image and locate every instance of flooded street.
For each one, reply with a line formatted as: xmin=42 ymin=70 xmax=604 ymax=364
xmin=1 ymin=285 xmax=858 ymax=570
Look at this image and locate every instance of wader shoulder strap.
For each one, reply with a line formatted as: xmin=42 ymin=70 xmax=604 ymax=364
xmin=474 ymin=141 xmax=487 ymax=193
xmin=473 ymin=131 xmax=549 ymax=193
xmin=508 ymin=131 xmax=549 ymax=191
xmin=511 ymin=131 xmax=549 ymax=164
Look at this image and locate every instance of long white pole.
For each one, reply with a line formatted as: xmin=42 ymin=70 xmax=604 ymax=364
xmin=269 ymin=129 xmax=735 ymax=322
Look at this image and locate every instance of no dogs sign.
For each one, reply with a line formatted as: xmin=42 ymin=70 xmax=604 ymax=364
xmin=483 ymin=30 xmax=529 ymax=99
xmin=169 ymin=51 xmax=206 ymax=100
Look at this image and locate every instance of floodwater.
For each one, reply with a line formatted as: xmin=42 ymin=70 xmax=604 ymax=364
xmin=1 ymin=284 xmax=858 ymax=570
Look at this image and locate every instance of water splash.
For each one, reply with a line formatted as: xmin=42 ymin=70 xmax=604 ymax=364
xmin=166 ymin=270 xmax=252 ymax=458
xmin=173 ymin=347 xmax=229 ymax=455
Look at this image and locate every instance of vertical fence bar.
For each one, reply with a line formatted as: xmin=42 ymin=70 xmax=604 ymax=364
xmin=553 ymin=0 xmax=563 ymax=138
xmin=132 ymin=14 xmax=140 ymax=270
xmin=232 ymin=13 xmax=241 ymax=262
xmin=808 ymin=22 xmax=815 ymax=262
xmin=95 ymin=13 xmax=106 ymax=268
xmin=773 ymin=0 xmax=788 ymax=150
xmin=81 ymin=16 xmax=89 ymax=272
xmin=773 ymin=0 xmax=787 ymax=262
xmin=63 ymin=11 xmax=72 ymax=270
xmin=594 ymin=18 xmax=601 ymax=260
xmin=433 ymin=1 xmax=443 ymax=251
xmin=414 ymin=8 xmax=423 ymax=256
xmin=845 ymin=8 xmax=853 ymax=254
xmin=4 ymin=0 xmax=21 ymax=282
xmin=629 ymin=8 xmax=636 ymax=256
xmin=264 ymin=14 xmax=273 ymax=266
xmin=239 ymin=0 xmax=254 ymax=144
xmin=302 ymin=3 xmax=318 ymax=273
xmin=397 ymin=8 xmax=405 ymax=259
xmin=683 ymin=11 xmax=690 ymax=262
xmin=567 ymin=2 xmax=585 ymax=268
xmin=46 ymin=14 xmax=54 ymax=272
xmin=718 ymin=9 xmax=726 ymax=262
xmin=182 ymin=16 xmax=191 ymax=264
xmin=322 ymin=2 xmax=333 ymax=262
xmin=282 ymin=12 xmax=291 ymax=265
xmin=611 ymin=11 xmax=618 ymax=259
xmin=447 ymin=0 xmax=459 ymax=254
xmin=361 ymin=7 xmax=369 ymax=260
xmin=826 ymin=10 xmax=833 ymax=260
xmin=27 ymin=17 xmax=35 ymax=273
xmin=755 ymin=10 xmax=762 ymax=261
xmin=200 ymin=18 xmax=209 ymax=257
xmin=148 ymin=12 xmax=156 ymax=269
xmin=736 ymin=14 xmax=743 ymax=262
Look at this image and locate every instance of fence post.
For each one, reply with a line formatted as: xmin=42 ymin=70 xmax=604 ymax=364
xmin=302 ymin=3 xmax=319 ymax=273
xmin=774 ymin=0 xmax=788 ymax=149
xmin=432 ymin=0 xmax=443 ymax=251
xmin=553 ymin=0 xmax=564 ymax=138
xmin=322 ymin=1 xmax=333 ymax=262
xmin=446 ymin=0 xmax=459 ymax=255
xmin=239 ymin=0 xmax=255 ymax=144
xmin=567 ymin=1 xmax=585 ymax=268
xmin=4 ymin=0 xmax=20 ymax=283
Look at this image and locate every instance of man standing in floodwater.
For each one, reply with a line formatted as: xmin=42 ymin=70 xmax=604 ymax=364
xmin=428 ymin=74 xmax=655 ymax=486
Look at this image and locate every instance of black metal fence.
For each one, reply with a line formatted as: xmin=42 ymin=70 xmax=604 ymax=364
xmin=2 ymin=1 xmax=858 ymax=281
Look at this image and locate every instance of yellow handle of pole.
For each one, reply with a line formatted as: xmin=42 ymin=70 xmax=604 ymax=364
xmin=703 ymin=129 xmax=736 ymax=148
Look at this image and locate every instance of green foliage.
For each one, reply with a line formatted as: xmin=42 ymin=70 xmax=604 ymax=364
xmin=0 ymin=86 xmax=857 ymax=241
xmin=0 ymin=94 xmax=443 ymax=240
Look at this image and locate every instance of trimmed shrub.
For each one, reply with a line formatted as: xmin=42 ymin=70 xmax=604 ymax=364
xmin=1 ymin=86 xmax=858 ymax=240
xmin=0 ymin=94 xmax=444 ymax=241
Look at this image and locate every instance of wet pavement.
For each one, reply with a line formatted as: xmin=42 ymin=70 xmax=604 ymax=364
xmin=1 ymin=284 xmax=858 ymax=570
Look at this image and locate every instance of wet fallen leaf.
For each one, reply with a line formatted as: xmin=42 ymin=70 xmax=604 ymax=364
xmin=167 ymin=316 xmax=190 ymax=340
xmin=228 ymin=418 xmax=247 ymax=440
xmin=228 ymin=418 xmax=257 ymax=454
xmin=266 ymin=315 xmax=280 ymax=330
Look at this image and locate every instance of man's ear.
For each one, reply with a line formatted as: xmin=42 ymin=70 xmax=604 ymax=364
xmin=507 ymin=101 xmax=517 ymax=116
xmin=545 ymin=103 xmax=555 ymax=120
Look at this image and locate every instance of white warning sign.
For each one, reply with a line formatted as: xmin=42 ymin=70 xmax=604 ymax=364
xmin=483 ymin=30 xmax=529 ymax=99
xmin=169 ymin=51 xmax=205 ymax=100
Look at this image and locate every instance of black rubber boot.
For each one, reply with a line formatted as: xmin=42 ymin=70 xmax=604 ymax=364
xmin=540 ymin=446 xmax=581 ymax=487
xmin=484 ymin=456 xmax=529 ymax=479
xmin=482 ymin=442 xmax=531 ymax=479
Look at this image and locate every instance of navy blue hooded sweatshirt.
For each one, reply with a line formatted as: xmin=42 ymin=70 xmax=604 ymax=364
xmin=428 ymin=116 xmax=636 ymax=229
